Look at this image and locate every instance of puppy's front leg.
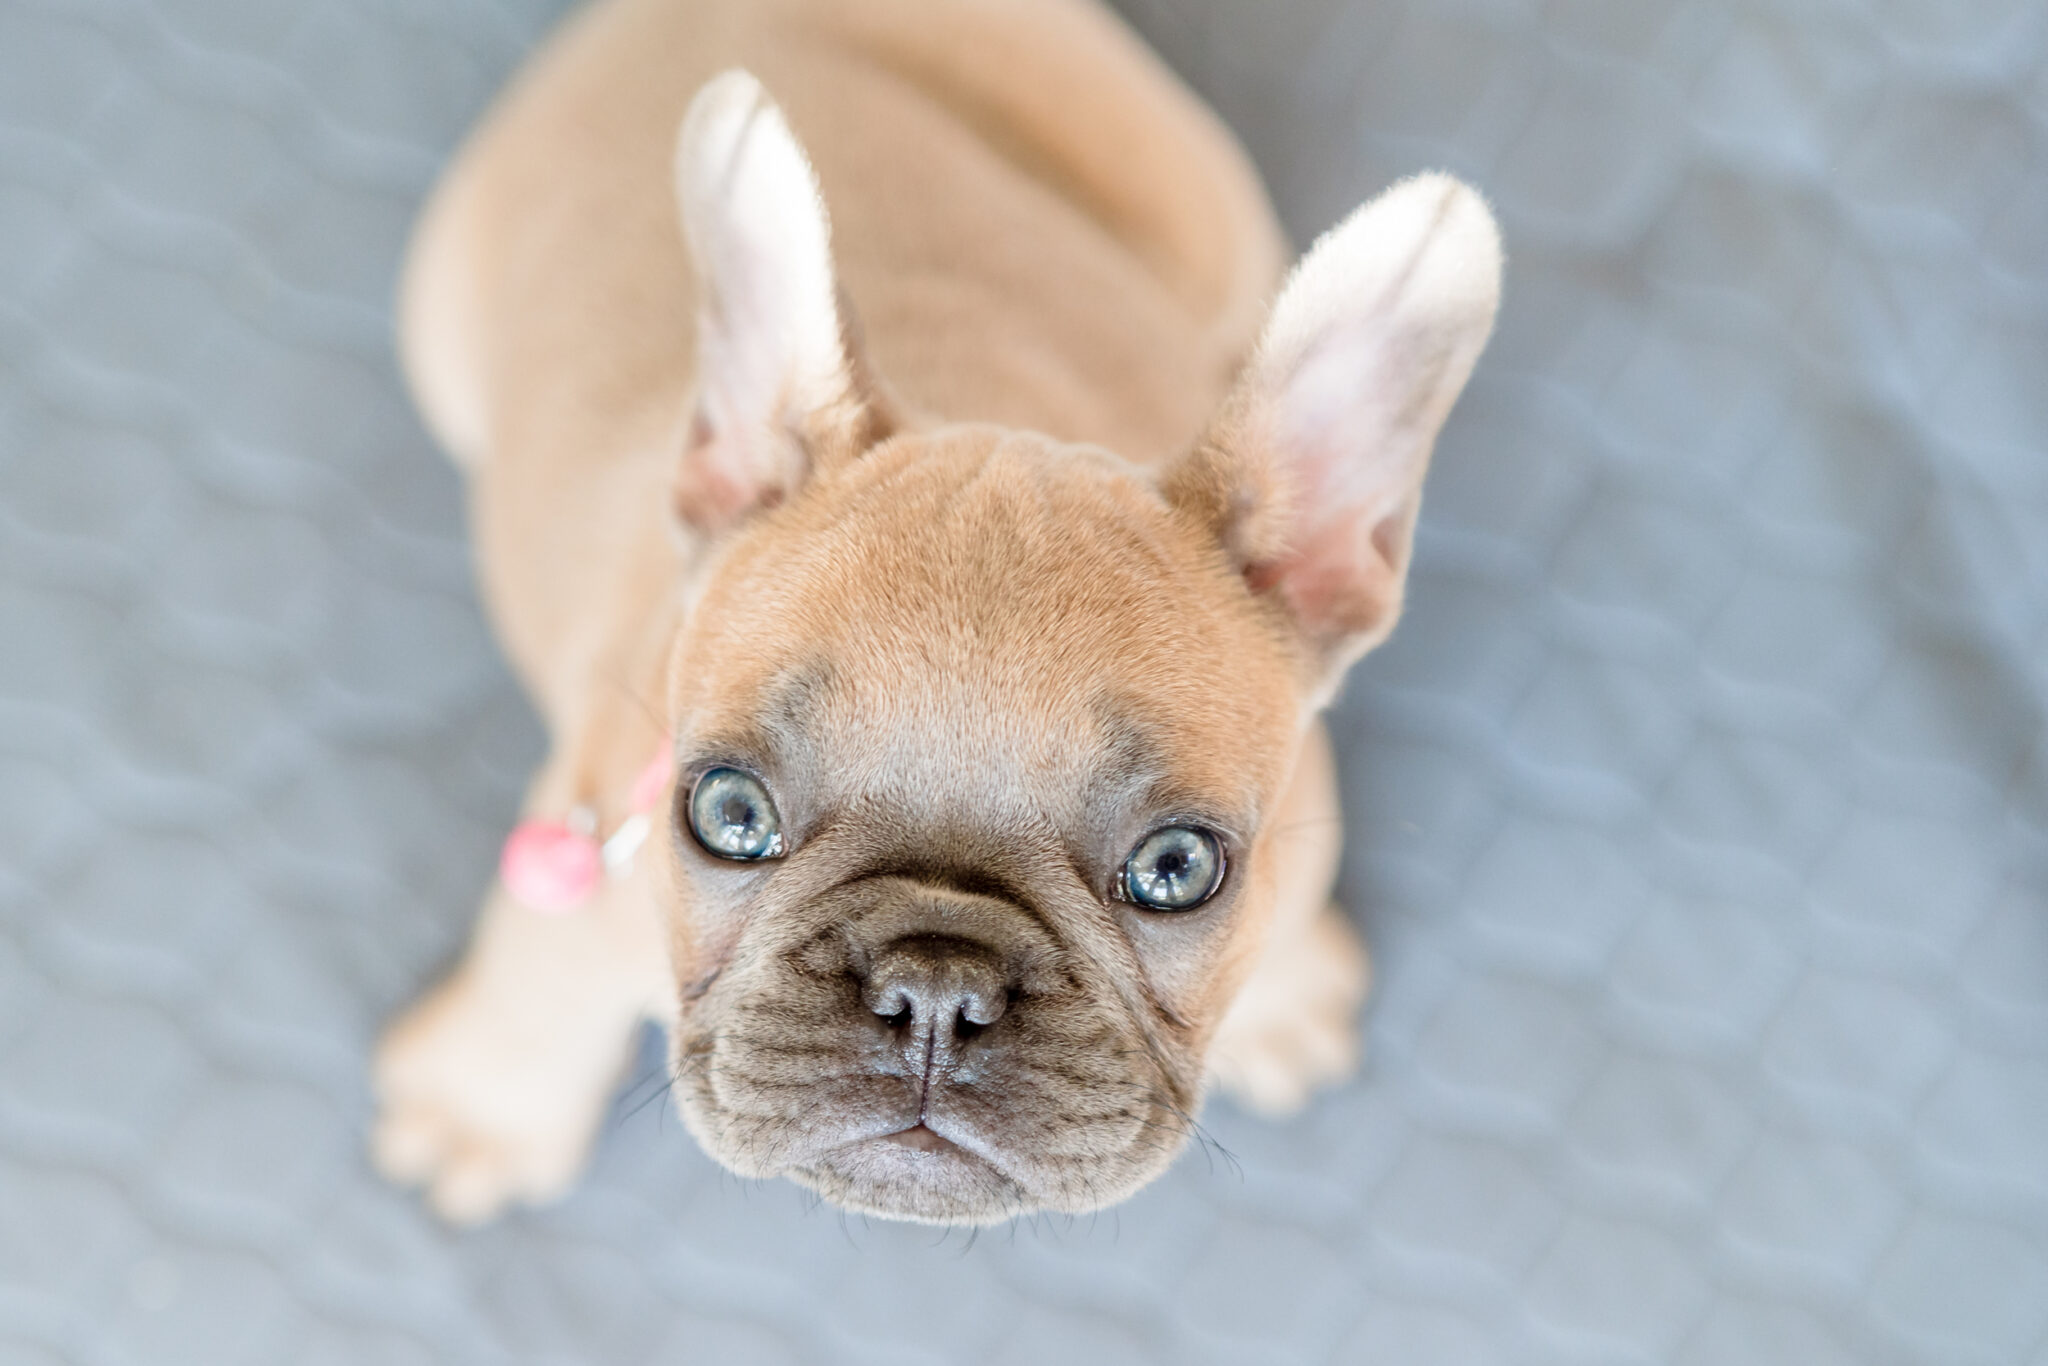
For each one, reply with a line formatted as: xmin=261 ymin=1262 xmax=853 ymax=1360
xmin=372 ymin=850 xmax=670 ymax=1224
xmin=1206 ymin=723 xmax=1371 ymax=1116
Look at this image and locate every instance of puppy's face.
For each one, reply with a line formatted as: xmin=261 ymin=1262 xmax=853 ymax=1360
xmin=657 ymin=74 xmax=1500 ymax=1222
xmin=664 ymin=427 xmax=1299 ymax=1220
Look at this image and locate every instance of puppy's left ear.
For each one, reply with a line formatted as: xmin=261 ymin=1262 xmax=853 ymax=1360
xmin=1167 ymin=173 xmax=1502 ymax=698
xmin=672 ymin=70 xmax=892 ymax=533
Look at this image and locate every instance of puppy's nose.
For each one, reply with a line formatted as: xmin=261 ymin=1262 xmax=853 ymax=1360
xmin=862 ymin=936 xmax=1009 ymax=1045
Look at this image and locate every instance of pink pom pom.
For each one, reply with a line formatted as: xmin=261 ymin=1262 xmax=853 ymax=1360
xmin=500 ymin=820 xmax=602 ymax=912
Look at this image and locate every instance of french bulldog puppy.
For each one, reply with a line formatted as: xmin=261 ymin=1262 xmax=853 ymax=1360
xmin=373 ymin=0 xmax=1500 ymax=1225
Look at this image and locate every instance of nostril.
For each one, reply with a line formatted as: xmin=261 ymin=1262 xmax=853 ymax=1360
xmin=869 ymin=985 xmax=913 ymax=1027
xmin=959 ymin=990 xmax=1005 ymax=1029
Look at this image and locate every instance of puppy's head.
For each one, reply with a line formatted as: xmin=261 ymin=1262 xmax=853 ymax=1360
xmin=658 ymin=72 xmax=1501 ymax=1222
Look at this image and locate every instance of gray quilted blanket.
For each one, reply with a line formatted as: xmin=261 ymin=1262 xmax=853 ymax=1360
xmin=2 ymin=0 xmax=2043 ymax=1361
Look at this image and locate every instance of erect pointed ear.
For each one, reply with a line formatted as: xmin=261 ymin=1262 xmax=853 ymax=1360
xmin=1166 ymin=173 xmax=1502 ymax=697
xmin=672 ymin=70 xmax=892 ymax=533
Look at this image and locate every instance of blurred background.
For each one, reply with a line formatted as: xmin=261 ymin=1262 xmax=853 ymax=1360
xmin=2 ymin=0 xmax=2045 ymax=1362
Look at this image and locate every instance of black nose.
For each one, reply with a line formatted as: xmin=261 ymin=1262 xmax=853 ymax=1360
xmin=862 ymin=936 xmax=1010 ymax=1047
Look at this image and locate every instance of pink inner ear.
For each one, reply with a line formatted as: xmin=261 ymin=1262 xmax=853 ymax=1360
xmin=1249 ymin=507 xmax=1403 ymax=639
xmin=674 ymin=417 xmax=796 ymax=531
xmin=674 ymin=437 xmax=765 ymax=530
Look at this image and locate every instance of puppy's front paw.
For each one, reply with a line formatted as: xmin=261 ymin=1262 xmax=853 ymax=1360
xmin=1207 ymin=908 xmax=1369 ymax=1117
xmin=372 ymin=978 xmax=611 ymax=1225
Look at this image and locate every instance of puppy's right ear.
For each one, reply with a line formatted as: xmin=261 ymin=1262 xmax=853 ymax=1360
xmin=673 ymin=70 xmax=890 ymax=533
xmin=1165 ymin=174 xmax=1502 ymax=701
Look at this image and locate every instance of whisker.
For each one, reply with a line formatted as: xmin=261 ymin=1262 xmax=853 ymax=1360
xmin=601 ymin=669 xmax=669 ymax=738
xmin=618 ymin=1075 xmax=677 ymax=1126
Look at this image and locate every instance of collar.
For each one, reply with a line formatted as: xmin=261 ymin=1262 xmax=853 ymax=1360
xmin=500 ymin=736 xmax=674 ymax=913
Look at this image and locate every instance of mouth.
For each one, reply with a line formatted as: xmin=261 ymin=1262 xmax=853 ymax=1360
xmin=792 ymin=1118 xmax=1034 ymax=1224
xmin=837 ymin=1116 xmax=1001 ymax=1178
xmin=879 ymin=1122 xmax=957 ymax=1153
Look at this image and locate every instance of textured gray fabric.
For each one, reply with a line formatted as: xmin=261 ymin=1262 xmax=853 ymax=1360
xmin=2 ymin=0 xmax=2045 ymax=1362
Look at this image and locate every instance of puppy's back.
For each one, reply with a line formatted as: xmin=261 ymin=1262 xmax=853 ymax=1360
xmin=401 ymin=0 xmax=1289 ymax=480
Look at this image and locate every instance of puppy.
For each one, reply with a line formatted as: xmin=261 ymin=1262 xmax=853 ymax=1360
xmin=373 ymin=0 xmax=1500 ymax=1225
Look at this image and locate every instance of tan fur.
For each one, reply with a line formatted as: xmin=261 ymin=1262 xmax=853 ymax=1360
xmin=375 ymin=0 xmax=1498 ymax=1224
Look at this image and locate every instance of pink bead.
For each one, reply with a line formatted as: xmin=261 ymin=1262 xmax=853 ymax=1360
xmin=500 ymin=820 xmax=602 ymax=912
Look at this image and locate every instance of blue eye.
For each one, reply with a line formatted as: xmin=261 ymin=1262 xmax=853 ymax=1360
xmin=1122 ymin=826 xmax=1223 ymax=910
xmin=688 ymin=768 xmax=784 ymax=860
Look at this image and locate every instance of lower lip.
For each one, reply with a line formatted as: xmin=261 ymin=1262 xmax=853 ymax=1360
xmin=879 ymin=1123 xmax=959 ymax=1154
